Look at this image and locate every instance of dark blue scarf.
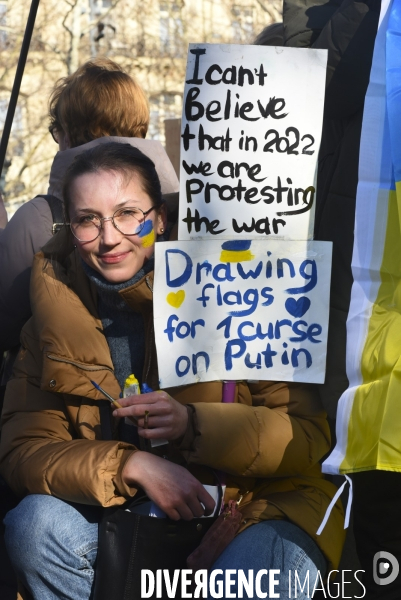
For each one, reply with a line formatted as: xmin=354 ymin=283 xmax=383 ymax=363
xmin=82 ymin=259 xmax=154 ymax=389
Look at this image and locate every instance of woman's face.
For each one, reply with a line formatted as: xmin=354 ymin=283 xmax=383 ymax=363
xmin=69 ymin=169 xmax=165 ymax=283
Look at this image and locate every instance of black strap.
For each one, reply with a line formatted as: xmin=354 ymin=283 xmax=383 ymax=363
xmin=99 ymin=401 xmax=114 ymax=441
xmin=36 ymin=194 xmax=64 ymax=235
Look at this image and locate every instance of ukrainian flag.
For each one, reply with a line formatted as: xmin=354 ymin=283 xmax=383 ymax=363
xmin=324 ymin=0 xmax=401 ymax=475
xmin=138 ymin=220 xmax=155 ymax=248
xmin=219 ymin=240 xmax=255 ymax=263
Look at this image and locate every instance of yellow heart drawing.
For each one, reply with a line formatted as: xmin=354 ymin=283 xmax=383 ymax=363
xmin=166 ymin=290 xmax=185 ymax=308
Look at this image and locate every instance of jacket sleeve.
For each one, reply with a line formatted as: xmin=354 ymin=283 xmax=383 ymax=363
xmin=312 ymin=0 xmax=381 ymax=119
xmin=283 ymin=0 xmax=341 ymax=48
xmin=0 ymin=332 xmax=137 ymax=506
xmin=283 ymin=0 xmax=381 ymax=119
xmin=179 ymin=382 xmax=331 ymax=478
xmin=0 ymin=197 xmax=53 ymax=352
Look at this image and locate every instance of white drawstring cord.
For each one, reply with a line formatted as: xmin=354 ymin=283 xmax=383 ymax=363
xmin=317 ymin=475 xmax=353 ymax=536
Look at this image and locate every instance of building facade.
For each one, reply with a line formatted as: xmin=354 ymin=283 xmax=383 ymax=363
xmin=0 ymin=0 xmax=280 ymax=213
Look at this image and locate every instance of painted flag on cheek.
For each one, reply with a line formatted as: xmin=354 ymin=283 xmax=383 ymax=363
xmin=138 ymin=220 xmax=155 ymax=248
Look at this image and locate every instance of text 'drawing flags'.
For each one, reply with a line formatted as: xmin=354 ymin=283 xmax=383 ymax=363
xmin=154 ymin=240 xmax=332 ymax=389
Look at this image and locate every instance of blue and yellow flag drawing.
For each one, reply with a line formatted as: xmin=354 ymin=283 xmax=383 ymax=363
xmin=324 ymin=0 xmax=401 ymax=474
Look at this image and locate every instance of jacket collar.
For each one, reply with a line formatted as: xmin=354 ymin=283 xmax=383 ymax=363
xmin=30 ymin=240 xmax=154 ymax=399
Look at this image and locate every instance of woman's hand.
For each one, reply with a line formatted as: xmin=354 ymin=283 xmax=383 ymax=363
xmin=122 ymin=451 xmax=216 ymax=520
xmin=112 ymin=391 xmax=188 ymax=441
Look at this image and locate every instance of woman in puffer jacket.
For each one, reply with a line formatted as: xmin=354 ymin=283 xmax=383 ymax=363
xmin=0 ymin=142 xmax=344 ymax=600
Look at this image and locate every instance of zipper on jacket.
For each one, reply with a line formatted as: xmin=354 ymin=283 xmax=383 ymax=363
xmin=47 ymin=353 xmax=120 ymax=437
xmin=145 ymin=275 xmax=153 ymax=293
xmin=48 ymin=276 xmax=153 ymax=381
xmin=143 ymin=322 xmax=154 ymax=385
xmin=124 ymin=517 xmax=140 ymax=598
xmin=143 ymin=275 xmax=154 ymax=384
xmin=47 ymin=354 xmax=114 ymax=373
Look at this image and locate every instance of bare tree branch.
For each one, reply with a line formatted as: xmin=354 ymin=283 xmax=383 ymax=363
xmin=61 ymin=0 xmax=76 ymax=37
xmin=2 ymin=0 xmax=276 ymax=203
xmin=17 ymin=130 xmax=49 ymax=178
xmin=254 ymin=0 xmax=282 ymax=21
xmin=81 ymin=0 xmax=122 ymax=36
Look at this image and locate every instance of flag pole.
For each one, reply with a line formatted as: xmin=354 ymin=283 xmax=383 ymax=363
xmin=0 ymin=0 xmax=40 ymax=178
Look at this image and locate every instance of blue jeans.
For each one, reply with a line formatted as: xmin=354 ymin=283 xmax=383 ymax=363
xmin=209 ymin=520 xmax=326 ymax=598
xmin=4 ymin=495 xmax=326 ymax=600
xmin=4 ymin=495 xmax=101 ymax=600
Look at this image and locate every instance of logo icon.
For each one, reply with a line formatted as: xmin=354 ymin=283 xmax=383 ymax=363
xmin=373 ymin=551 xmax=400 ymax=586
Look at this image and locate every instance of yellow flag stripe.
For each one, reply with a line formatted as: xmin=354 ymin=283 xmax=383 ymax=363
xmin=341 ymin=185 xmax=401 ymax=472
xmin=219 ymin=250 xmax=255 ymax=263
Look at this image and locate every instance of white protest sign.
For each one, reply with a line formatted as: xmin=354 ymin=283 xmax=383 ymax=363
xmin=154 ymin=239 xmax=332 ymax=388
xmin=178 ymin=44 xmax=327 ymax=241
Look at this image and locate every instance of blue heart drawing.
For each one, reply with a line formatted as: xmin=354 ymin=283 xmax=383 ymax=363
xmin=285 ymin=297 xmax=311 ymax=318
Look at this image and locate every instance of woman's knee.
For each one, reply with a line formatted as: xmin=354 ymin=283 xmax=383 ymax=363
xmin=210 ymin=520 xmax=326 ymax=599
xmin=4 ymin=494 xmax=99 ymax=575
xmin=4 ymin=495 xmax=65 ymax=569
xmin=265 ymin=520 xmax=327 ymax=575
xmin=214 ymin=520 xmax=325 ymax=571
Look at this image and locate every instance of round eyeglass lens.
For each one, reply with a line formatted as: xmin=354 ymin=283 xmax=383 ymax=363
xmin=70 ymin=208 xmax=146 ymax=242
xmin=70 ymin=216 xmax=101 ymax=242
xmin=114 ymin=208 xmax=145 ymax=235
xmin=49 ymin=126 xmax=59 ymax=144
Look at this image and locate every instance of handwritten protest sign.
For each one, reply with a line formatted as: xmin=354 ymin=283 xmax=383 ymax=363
xmin=154 ymin=239 xmax=332 ymax=388
xmin=178 ymin=44 xmax=327 ymax=241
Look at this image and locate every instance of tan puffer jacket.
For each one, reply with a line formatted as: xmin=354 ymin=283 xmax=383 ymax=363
xmin=0 ymin=236 xmax=345 ymax=571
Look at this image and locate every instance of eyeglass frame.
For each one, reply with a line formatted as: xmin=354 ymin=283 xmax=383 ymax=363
xmin=68 ymin=205 xmax=158 ymax=242
xmin=49 ymin=124 xmax=60 ymax=144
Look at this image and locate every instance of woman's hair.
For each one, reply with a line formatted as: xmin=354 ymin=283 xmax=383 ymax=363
xmin=62 ymin=142 xmax=163 ymax=221
xmin=254 ymin=22 xmax=284 ymax=46
xmin=49 ymin=58 xmax=149 ymax=147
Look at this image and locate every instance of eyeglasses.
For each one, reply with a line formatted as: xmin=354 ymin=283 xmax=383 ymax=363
xmin=49 ymin=125 xmax=59 ymax=144
xmin=69 ymin=206 xmax=157 ymax=242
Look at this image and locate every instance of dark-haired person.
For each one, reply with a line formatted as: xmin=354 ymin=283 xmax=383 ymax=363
xmin=253 ymin=21 xmax=284 ymax=46
xmin=264 ymin=2 xmax=382 ymax=595
xmin=0 ymin=142 xmax=344 ymax=600
xmin=0 ymin=57 xmax=178 ymax=363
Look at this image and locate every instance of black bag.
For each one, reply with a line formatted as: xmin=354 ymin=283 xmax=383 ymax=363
xmin=93 ymin=490 xmax=221 ymax=600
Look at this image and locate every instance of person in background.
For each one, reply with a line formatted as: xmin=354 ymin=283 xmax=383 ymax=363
xmin=0 ymin=57 xmax=178 ymax=363
xmin=256 ymin=0 xmax=380 ymax=427
xmin=263 ymin=0 xmax=381 ymax=596
xmin=253 ymin=21 xmax=283 ymax=46
xmin=256 ymin=4 xmax=381 ymax=595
